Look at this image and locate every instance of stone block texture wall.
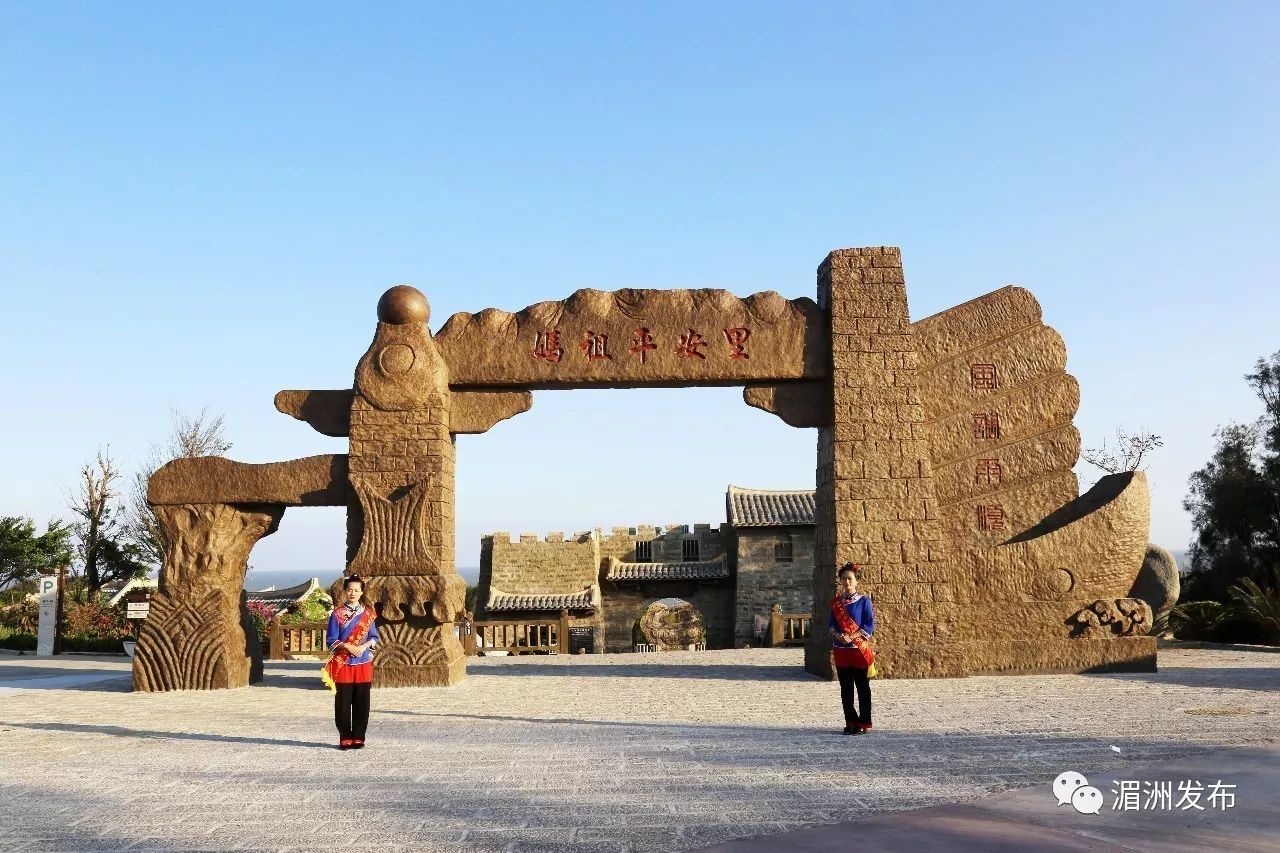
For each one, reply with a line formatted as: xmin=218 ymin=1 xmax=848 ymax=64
xmin=348 ymin=394 xmax=456 ymax=575
xmin=807 ymin=247 xmax=958 ymax=679
xmin=482 ymin=531 xmax=599 ymax=596
xmin=733 ymin=527 xmax=815 ymax=645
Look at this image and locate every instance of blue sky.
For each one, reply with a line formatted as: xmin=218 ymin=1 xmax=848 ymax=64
xmin=2 ymin=2 xmax=1276 ymax=582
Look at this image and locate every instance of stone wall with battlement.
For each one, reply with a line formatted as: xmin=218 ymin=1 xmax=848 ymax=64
xmin=481 ymin=531 xmax=600 ymax=600
xmin=597 ymin=524 xmax=728 ymax=564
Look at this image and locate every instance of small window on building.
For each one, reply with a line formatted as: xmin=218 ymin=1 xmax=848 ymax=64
xmin=635 ymin=540 xmax=653 ymax=562
xmin=774 ymin=539 xmax=794 ymax=562
xmin=682 ymin=539 xmax=700 ymax=562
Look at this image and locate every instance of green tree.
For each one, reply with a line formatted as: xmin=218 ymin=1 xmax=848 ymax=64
xmin=0 ymin=517 xmax=73 ymax=592
xmin=1183 ymin=352 xmax=1280 ymax=602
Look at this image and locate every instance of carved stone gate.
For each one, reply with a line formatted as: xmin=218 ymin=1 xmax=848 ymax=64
xmin=133 ymin=246 xmax=1155 ymax=691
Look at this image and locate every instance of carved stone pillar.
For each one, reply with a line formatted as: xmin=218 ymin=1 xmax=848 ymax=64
xmin=132 ymin=502 xmax=284 ymax=692
xmin=806 ymin=248 xmax=960 ymax=679
xmin=348 ymin=286 xmax=467 ymax=687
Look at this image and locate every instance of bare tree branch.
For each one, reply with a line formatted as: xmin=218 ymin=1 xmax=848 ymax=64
xmin=126 ymin=408 xmax=233 ymax=568
xmin=1082 ymin=428 xmax=1164 ymax=475
xmin=69 ymin=447 xmax=132 ymax=598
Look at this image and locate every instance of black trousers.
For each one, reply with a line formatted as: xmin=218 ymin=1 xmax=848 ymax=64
xmin=335 ymin=682 xmax=371 ymax=740
xmin=836 ymin=666 xmax=872 ymax=726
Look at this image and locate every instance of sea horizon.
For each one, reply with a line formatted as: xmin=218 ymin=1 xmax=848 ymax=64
xmin=242 ymin=566 xmax=481 ymax=590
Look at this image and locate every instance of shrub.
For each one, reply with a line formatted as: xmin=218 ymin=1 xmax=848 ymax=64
xmin=245 ymin=600 xmax=276 ymax=639
xmin=0 ymin=626 xmax=37 ymax=650
xmin=277 ymin=589 xmax=331 ymax=625
xmin=62 ymin=599 xmax=132 ymax=641
xmin=62 ymin=635 xmax=131 ymax=653
xmin=1172 ymin=572 xmax=1280 ymax=645
xmin=1226 ymin=570 xmax=1280 ymax=645
xmin=0 ymin=599 xmax=38 ymax=633
xmin=1170 ymin=600 xmax=1229 ymax=641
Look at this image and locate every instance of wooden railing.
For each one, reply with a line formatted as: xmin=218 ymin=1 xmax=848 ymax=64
xmin=267 ymin=621 xmax=328 ymax=660
xmin=769 ymin=605 xmax=811 ymax=647
xmin=263 ymin=612 xmax=582 ymax=660
xmin=458 ymin=610 xmax=570 ymax=656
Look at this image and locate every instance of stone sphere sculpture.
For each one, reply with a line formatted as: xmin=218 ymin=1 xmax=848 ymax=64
xmin=377 ymin=285 xmax=430 ymax=325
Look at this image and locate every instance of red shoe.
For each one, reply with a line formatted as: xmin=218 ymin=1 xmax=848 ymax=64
xmin=352 ymin=739 xmax=365 ymax=749
xmin=860 ymin=723 xmax=873 ymax=732
xmin=339 ymin=738 xmax=353 ymax=750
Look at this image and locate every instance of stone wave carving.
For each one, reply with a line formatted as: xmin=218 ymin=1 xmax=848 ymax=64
xmin=913 ymin=287 xmax=1083 ymax=553
xmin=1067 ymin=598 xmax=1153 ymax=638
xmin=132 ymin=589 xmax=238 ymax=691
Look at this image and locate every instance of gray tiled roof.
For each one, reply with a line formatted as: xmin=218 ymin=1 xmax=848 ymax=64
xmin=487 ymin=585 xmax=599 ymax=612
xmin=726 ymin=485 xmax=815 ymax=527
xmin=244 ymin=579 xmax=324 ymax=614
xmin=605 ymin=556 xmax=730 ymax=582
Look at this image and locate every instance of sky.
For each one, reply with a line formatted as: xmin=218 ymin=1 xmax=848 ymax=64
xmin=2 ymin=2 xmax=1277 ymax=585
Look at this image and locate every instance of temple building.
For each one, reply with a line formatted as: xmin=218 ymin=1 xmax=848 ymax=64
xmin=244 ymin=577 xmax=329 ymax=619
xmin=475 ymin=485 xmax=817 ymax=652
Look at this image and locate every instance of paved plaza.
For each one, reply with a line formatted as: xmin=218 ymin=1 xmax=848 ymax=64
xmin=0 ymin=646 xmax=1276 ymax=852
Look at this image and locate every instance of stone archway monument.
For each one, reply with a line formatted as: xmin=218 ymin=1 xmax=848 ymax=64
xmin=134 ymin=246 xmax=1154 ymax=691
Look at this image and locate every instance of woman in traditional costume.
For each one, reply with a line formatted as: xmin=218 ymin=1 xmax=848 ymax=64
xmin=829 ymin=562 xmax=875 ymax=734
xmin=324 ymin=575 xmax=379 ymax=750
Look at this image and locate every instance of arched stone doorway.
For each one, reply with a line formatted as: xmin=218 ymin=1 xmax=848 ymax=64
xmin=634 ymin=598 xmax=706 ymax=651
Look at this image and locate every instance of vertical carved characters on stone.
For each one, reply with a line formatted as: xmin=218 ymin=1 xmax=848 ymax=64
xmin=912 ymin=287 xmax=1082 ymax=555
xmin=132 ymin=503 xmax=284 ymax=692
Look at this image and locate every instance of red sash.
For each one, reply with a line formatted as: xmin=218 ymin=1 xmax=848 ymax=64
xmin=830 ymin=595 xmax=874 ymax=668
xmin=321 ymin=606 xmax=376 ymax=692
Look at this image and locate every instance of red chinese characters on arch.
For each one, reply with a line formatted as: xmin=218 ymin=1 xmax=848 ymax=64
xmin=629 ymin=327 xmax=657 ymax=363
xmin=675 ymin=328 xmax=708 ymax=360
xmin=528 ymin=325 xmax=755 ymax=366
xmin=531 ymin=330 xmax=564 ymax=363
xmin=579 ymin=330 xmax=612 ymax=361
xmin=974 ymin=458 xmax=1002 ymax=486
xmin=723 ymin=326 xmax=750 ymax=359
